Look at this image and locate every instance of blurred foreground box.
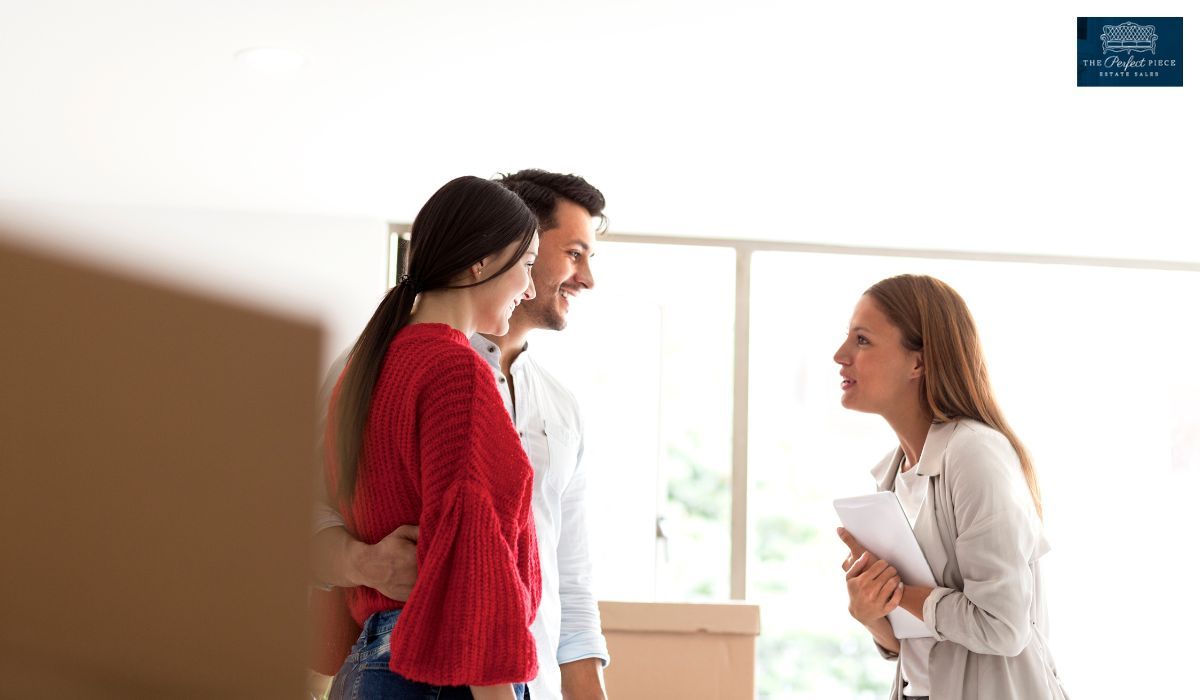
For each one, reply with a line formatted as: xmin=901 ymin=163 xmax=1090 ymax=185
xmin=0 ymin=230 xmax=321 ymax=699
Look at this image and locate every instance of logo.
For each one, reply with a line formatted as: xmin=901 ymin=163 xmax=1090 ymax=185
xmin=1102 ymin=22 xmax=1157 ymax=55
xmin=1078 ymin=17 xmax=1183 ymax=87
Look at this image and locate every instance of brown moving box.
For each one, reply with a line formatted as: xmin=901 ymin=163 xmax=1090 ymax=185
xmin=0 ymin=231 xmax=321 ymax=699
xmin=600 ymin=600 xmax=761 ymax=699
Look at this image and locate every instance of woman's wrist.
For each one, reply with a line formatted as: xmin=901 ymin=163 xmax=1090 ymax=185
xmin=865 ymin=617 xmax=899 ymax=654
xmin=899 ymin=584 xmax=933 ymax=621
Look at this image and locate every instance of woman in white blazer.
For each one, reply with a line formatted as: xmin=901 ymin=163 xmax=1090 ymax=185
xmin=832 ymin=274 xmax=1069 ymax=700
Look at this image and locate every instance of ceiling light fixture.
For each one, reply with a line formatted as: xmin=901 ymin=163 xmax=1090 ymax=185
xmin=234 ymin=47 xmax=306 ymax=74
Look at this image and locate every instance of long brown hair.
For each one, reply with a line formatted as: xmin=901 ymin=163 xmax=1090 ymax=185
xmin=333 ymin=176 xmax=538 ymax=503
xmin=866 ymin=274 xmax=1043 ymax=518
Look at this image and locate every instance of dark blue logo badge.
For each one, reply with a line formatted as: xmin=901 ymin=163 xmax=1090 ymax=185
xmin=1078 ymin=17 xmax=1183 ymax=86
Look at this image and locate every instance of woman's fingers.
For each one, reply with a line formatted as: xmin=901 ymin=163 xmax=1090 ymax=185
xmin=838 ymin=527 xmax=867 ymax=572
xmin=845 ymin=550 xmax=881 ymax=579
xmin=837 ymin=527 xmax=866 ymax=559
xmin=879 ymin=572 xmax=900 ymax=599
xmin=845 ymin=553 xmax=907 ymax=625
xmin=883 ymin=578 xmax=904 ymax=613
xmin=862 ymin=558 xmax=893 ymax=582
xmin=847 ymin=566 xmax=905 ymax=624
xmin=847 ymin=551 xmax=898 ymax=581
xmin=845 ymin=551 xmax=870 ymax=578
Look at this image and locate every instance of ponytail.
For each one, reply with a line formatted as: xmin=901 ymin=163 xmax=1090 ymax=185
xmin=333 ymin=279 xmax=418 ymax=502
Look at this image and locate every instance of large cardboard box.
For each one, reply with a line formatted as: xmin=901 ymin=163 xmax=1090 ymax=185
xmin=0 ymin=232 xmax=321 ymax=699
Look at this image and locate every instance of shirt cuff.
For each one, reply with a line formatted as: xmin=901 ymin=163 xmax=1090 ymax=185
xmin=311 ymin=504 xmax=345 ymax=536
xmin=557 ymin=631 xmax=610 ymax=668
xmin=874 ymin=640 xmax=899 ymax=660
xmin=921 ymin=586 xmax=956 ymax=641
xmin=309 ymin=505 xmax=346 ymax=589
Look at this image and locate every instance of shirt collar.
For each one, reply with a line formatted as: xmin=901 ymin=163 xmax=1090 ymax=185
xmin=469 ymin=333 xmax=502 ymax=371
xmin=468 ymin=333 xmax=531 ymax=372
xmin=510 ymin=341 xmax=532 ymax=370
xmin=869 ymin=420 xmax=958 ymax=490
xmin=915 ymin=421 xmax=956 ymax=477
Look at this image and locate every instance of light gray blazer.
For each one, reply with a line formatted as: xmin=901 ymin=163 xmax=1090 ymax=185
xmin=870 ymin=419 xmax=1069 ymax=699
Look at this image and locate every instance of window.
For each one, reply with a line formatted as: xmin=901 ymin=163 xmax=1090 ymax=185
xmin=535 ymin=241 xmax=736 ymax=601
xmin=526 ymin=234 xmax=1200 ymax=698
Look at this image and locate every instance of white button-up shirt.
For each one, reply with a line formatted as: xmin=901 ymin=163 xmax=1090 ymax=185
xmin=469 ymin=334 xmax=609 ymax=700
xmin=314 ymin=335 xmax=609 ymax=699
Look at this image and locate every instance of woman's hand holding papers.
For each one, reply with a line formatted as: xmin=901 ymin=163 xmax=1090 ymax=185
xmin=839 ymin=527 xmax=902 ymax=654
xmin=845 ymin=549 xmax=903 ymax=624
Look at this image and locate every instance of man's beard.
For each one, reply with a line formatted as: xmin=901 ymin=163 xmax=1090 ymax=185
xmin=520 ymin=284 xmax=568 ymax=331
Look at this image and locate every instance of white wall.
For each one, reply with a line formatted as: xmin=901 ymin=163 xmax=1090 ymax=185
xmin=0 ymin=202 xmax=388 ymax=368
xmin=1 ymin=2 xmax=1197 ymax=263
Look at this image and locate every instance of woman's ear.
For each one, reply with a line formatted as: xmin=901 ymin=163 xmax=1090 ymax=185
xmin=911 ymin=352 xmax=924 ymax=379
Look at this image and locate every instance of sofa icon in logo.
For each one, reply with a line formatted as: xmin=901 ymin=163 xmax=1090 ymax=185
xmin=1102 ymin=22 xmax=1158 ymax=54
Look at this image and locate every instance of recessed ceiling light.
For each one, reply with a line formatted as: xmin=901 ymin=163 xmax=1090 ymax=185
xmin=234 ymin=47 xmax=306 ymax=74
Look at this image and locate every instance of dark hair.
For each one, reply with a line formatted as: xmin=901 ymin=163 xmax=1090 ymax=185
xmin=334 ymin=176 xmax=538 ymax=501
xmin=497 ymin=169 xmax=608 ymax=235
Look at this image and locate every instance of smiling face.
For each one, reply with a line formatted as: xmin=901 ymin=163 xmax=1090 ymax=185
xmin=512 ymin=199 xmax=597 ymax=332
xmin=832 ymin=294 xmax=924 ymax=417
xmin=473 ymin=233 xmax=539 ymax=336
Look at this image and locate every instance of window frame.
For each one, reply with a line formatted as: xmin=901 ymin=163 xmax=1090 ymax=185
xmin=390 ymin=223 xmax=1200 ymax=600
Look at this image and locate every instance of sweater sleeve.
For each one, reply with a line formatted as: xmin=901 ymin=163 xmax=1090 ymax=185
xmin=388 ymin=478 xmax=539 ymax=685
xmin=386 ymin=351 xmax=540 ymax=685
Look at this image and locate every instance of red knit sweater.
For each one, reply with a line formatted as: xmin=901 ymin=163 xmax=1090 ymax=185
xmin=328 ymin=323 xmax=541 ymax=686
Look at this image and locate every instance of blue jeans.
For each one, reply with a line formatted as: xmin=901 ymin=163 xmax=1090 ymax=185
xmin=329 ymin=609 xmax=527 ymax=700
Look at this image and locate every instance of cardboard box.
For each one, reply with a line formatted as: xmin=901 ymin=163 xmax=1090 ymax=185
xmin=0 ymin=232 xmax=321 ymax=699
xmin=600 ymin=600 xmax=761 ymax=699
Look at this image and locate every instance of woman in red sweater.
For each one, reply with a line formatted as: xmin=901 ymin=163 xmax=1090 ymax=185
xmin=327 ymin=176 xmax=542 ymax=700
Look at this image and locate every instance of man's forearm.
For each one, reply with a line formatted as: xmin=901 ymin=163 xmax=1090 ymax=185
xmin=311 ymin=523 xmax=419 ymax=600
xmin=310 ymin=525 xmax=367 ymax=587
xmin=560 ymin=657 xmax=606 ymax=700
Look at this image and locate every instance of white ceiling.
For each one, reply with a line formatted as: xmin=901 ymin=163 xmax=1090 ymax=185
xmin=1 ymin=0 xmax=1198 ymax=262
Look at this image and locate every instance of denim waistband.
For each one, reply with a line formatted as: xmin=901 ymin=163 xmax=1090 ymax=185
xmin=362 ymin=608 xmax=401 ymax=638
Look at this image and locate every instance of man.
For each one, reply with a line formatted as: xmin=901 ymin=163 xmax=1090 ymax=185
xmin=312 ymin=169 xmax=609 ymax=700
